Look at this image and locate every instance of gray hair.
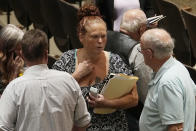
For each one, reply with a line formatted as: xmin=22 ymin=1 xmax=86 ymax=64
xmin=120 ymin=9 xmax=147 ymax=33
xmin=0 ymin=24 xmax=24 ymax=85
xmin=141 ymin=28 xmax=175 ymax=59
xmin=0 ymin=24 xmax=24 ymax=49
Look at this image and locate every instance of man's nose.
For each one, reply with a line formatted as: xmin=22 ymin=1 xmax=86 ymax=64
xmin=98 ymin=37 xmax=103 ymax=43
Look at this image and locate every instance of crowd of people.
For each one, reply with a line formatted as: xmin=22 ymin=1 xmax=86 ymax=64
xmin=0 ymin=3 xmax=195 ymax=131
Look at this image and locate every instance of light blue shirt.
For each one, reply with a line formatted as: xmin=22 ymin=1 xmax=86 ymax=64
xmin=139 ymin=57 xmax=196 ymax=131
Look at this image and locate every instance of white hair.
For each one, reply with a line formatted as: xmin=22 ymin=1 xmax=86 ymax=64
xmin=141 ymin=28 xmax=175 ymax=59
xmin=120 ymin=9 xmax=147 ymax=33
xmin=0 ymin=24 xmax=24 ymax=84
xmin=0 ymin=24 xmax=24 ymax=45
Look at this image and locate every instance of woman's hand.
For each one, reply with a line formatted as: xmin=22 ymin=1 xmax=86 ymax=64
xmin=8 ymin=55 xmax=24 ymax=82
xmin=13 ymin=56 xmax=24 ymax=73
xmin=87 ymin=84 xmax=138 ymax=109
xmin=72 ymin=60 xmax=94 ymax=81
xmin=87 ymin=93 xmax=107 ymax=108
xmin=147 ymin=21 xmax=158 ymax=29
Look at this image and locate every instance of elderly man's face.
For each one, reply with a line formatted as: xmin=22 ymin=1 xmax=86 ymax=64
xmin=139 ymin=41 xmax=153 ymax=67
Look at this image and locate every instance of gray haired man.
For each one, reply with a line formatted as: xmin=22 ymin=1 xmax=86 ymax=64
xmin=139 ymin=28 xmax=196 ymax=131
xmin=118 ymin=9 xmax=154 ymax=131
xmin=120 ymin=9 xmax=153 ymax=104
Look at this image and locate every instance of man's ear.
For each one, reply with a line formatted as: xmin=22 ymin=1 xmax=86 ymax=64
xmin=146 ymin=49 xmax=153 ymax=59
xmin=44 ymin=50 xmax=48 ymax=57
xmin=139 ymin=25 xmax=147 ymax=36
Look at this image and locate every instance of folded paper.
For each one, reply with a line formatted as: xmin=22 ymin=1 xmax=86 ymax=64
xmin=93 ymin=73 xmax=138 ymax=114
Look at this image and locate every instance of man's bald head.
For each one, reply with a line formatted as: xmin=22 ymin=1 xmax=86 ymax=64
xmin=141 ymin=28 xmax=174 ymax=59
xmin=120 ymin=9 xmax=147 ymax=33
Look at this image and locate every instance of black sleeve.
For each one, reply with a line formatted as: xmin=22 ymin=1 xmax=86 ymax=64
xmin=96 ymin=0 xmax=114 ymax=30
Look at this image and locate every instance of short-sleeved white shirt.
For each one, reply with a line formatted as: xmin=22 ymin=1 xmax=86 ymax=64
xmin=139 ymin=57 xmax=196 ymax=131
xmin=0 ymin=64 xmax=91 ymax=131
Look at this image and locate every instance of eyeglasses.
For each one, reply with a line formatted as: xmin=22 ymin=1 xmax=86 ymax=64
xmin=137 ymin=46 xmax=152 ymax=53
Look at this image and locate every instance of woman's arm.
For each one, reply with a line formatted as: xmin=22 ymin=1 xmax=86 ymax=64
xmin=88 ymin=84 xmax=138 ymax=109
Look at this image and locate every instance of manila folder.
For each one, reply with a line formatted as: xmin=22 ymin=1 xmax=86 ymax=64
xmin=93 ymin=74 xmax=138 ymax=114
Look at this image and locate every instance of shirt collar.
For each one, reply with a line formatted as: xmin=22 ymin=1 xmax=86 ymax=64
xmin=148 ymin=56 xmax=175 ymax=86
xmin=23 ymin=64 xmax=49 ymax=76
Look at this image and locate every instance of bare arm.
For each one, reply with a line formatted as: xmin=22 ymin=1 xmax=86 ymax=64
xmin=88 ymin=84 xmax=138 ymax=109
xmin=168 ymin=123 xmax=183 ymax=131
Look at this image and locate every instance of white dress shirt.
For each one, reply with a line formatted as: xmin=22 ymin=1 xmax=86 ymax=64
xmin=0 ymin=64 xmax=90 ymax=131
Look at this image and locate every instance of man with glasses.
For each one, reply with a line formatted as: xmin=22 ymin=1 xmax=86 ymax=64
xmin=139 ymin=28 xmax=196 ymax=131
xmin=120 ymin=9 xmax=153 ymax=104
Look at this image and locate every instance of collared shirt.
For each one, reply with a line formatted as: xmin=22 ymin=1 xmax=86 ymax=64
xmin=139 ymin=57 xmax=196 ymax=131
xmin=0 ymin=64 xmax=90 ymax=131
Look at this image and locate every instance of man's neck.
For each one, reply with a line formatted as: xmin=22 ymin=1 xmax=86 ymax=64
xmin=120 ymin=29 xmax=129 ymax=36
xmin=152 ymin=56 xmax=171 ymax=72
xmin=120 ymin=28 xmax=140 ymax=41
xmin=25 ymin=59 xmax=47 ymax=67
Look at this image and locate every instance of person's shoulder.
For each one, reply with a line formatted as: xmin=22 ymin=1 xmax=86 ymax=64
xmin=61 ymin=49 xmax=76 ymax=58
xmin=47 ymin=69 xmax=80 ymax=91
xmin=129 ymin=44 xmax=141 ymax=59
xmin=109 ymin=52 xmax=123 ymax=60
xmin=109 ymin=51 xmax=131 ymax=66
xmin=106 ymin=51 xmax=126 ymax=66
xmin=64 ymin=49 xmax=76 ymax=54
xmin=119 ymin=33 xmax=137 ymax=43
xmin=4 ymin=76 xmax=27 ymax=93
xmin=48 ymin=69 xmax=72 ymax=78
xmin=159 ymin=59 xmax=191 ymax=87
xmin=107 ymin=31 xmax=137 ymax=45
xmin=165 ymin=59 xmax=187 ymax=77
xmin=52 ymin=49 xmax=76 ymax=70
